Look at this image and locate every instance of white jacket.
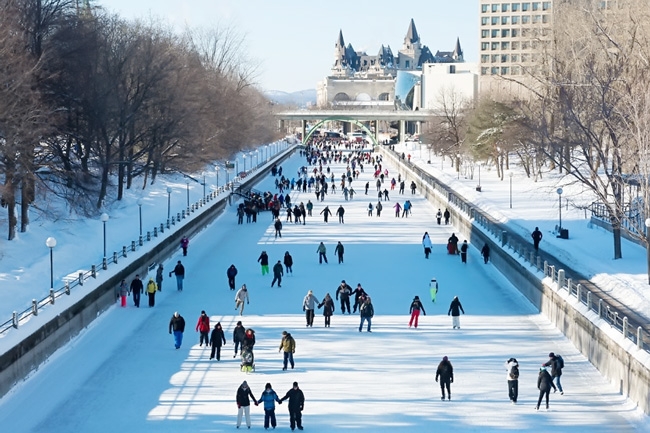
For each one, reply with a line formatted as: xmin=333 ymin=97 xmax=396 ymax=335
xmin=235 ymin=288 xmax=249 ymax=303
xmin=422 ymin=235 xmax=433 ymax=249
xmin=303 ymin=293 xmax=320 ymax=310
xmin=505 ymin=359 xmax=519 ymax=381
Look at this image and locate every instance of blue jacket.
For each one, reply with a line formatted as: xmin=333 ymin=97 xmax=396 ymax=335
xmin=258 ymin=389 xmax=281 ymax=410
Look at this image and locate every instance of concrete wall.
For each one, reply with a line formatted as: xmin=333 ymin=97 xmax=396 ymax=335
xmin=377 ymin=147 xmax=650 ymax=414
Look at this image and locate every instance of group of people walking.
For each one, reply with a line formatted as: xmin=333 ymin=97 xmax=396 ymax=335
xmin=235 ymin=380 xmax=305 ymax=430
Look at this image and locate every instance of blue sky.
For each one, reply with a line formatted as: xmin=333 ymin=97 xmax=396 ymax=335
xmin=98 ymin=0 xmax=478 ymax=93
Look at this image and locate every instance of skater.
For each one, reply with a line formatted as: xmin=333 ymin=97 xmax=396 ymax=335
xmin=460 ymin=240 xmax=469 ymax=263
xmin=317 ymin=242 xmax=328 ymax=264
xmin=209 ymin=322 xmax=226 ymax=360
xmin=383 ymin=188 xmax=389 ymax=201
xmin=180 ymin=236 xmax=189 ymax=256
xmin=236 ymin=381 xmax=258 ymax=429
xmin=336 ymin=205 xmax=345 ymax=223
xmin=532 ymin=226 xmax=543 ymax=251
xmin=168 ymin=312 xmax=185 ymax=349
xmin=271 ymin=260 xmax=284 ymax=287
xmin=146 ymin=278 xmax=157 ymax=307
xmin=284 ymin=251 xmax=293 ymax=274
xmin=367 ymin=202 xmax=373 ymax=216
xmin=318 ymin=293 xmax=335 ymax=327
xmin=118 ymin=279 xmax=128 ymax=307
xmin=536 ymin=367 xmax=557 ymax=410
xmin=130 ymin=274 xmax=143 ymax=308
xmin=274 ymin=218 xmax=283 ymax=238
xmin=447 ymin=296 xmax=465 ymax=329
xmin=359 ymin=296 xmax=374 ymax=332
xmin=279 ymin=330 xmax=296 ymax=370
xmin=227 ymin=264 xmax=238 ymax=290
xmin=542 ymin=352 xmax=564 ymax=394
xmin=306 ymin=200 xmax=313 ymax=216
xmin=258 ymin=383 xmax=282 ymax=430
xmin=408 ymin=295 xmax=426 ymax=328
xmin=352 ymin=283 xmax=367 ymax=313
xmin=435 ymin=356 xmax=454 ymax=400
xmin=506 ymin=357 xmax=520 ymax=403
xmin=447 ymin=233 xmax=459 ymax=255
xmin=334 ymin=241 xmax=345 ymax=264
xmin=481 ymin=243 xmax=490 ymax=264
xmin=303 ymin=290 xmax=320 ymax=327
xmin=280 ymin=382 xmax=305 ymax=431
xmin=393 ymin=202 xmax=402 ymax=217
xmin=155 ymin=263 xmax=164 ymax=291
xmin=195 ymin=310 xmax=210 ymax=347
xmin=235 ymin=285 xmax=249 ymax=315
xmin=443 ymin=208 xmax=450 ymax=225
xmin=233 ymin=320 xmax=246 ymax=358
xmin=336 ymin=280 xmax=352 ymax=314
xmin=376 ymin=201 xmax=382 ymax=217
xmin=258 ymin=250 xmax=270 ymax=275
xmin=436 ymin=209 xmax=442 ymax=225
xmin=365 ymin=182 xmax=369 ymax=194
xmin=320 ymin=206 xmax=332 ymax=223
xmin=422 ymin=232 xmax=432 ymax=259
xmin=169 ymin=260 xmax=185 ymax=291
xmin=410 ymin=181 xmax=417 ymax=194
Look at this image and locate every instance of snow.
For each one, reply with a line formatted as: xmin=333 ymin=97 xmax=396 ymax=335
xmin=0 ymin=141 xmax=648 ymax=431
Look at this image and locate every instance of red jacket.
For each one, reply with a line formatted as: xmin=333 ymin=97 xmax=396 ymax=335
xmin=196 ymin=315 xmax=210 ymax=333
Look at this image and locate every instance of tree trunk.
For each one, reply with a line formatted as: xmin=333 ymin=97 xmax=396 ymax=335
xmin=5 ymin=165 xmax=17 ymax=240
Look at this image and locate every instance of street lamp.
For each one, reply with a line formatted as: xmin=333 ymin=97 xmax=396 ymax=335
xmin=186 ymin=180 xmax=190 ymax=207
xmin=137 ymin=198 xmax=143 ymax=236
xmin=645 ymin=218 xmax=650 ymax=284
xmin=243 ymin=154 xmax=247 ymax=172
xmin=215 ymin=166 xmax=220 ymax=187
xmin=456 ymin=154 xmax=461 ymax=179
xmin=101 ymin=213 xmax=109 ymax=259
xmin=235 ymin=159 xmax=239 ymax=176
xmin=166 ymin=187 xmax=172 ymax=220
xmin=46 ymin=237 xmax=56 ymax=290
xmin=508 ymin=171 xmax=513 ymax=208
xmin=556 ymin=188 xmax=563 ymax=230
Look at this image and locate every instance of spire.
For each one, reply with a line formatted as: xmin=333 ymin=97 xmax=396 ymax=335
xmin=453 ymin=37 xmax=464 ymax=61
xmin=336 ymin=30 xmax=345 ymax=49
xmin=405 ymin=19 xmax=419 ymax=44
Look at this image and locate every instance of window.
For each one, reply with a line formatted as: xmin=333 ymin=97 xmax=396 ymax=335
xmin=522 ymin=41 xmax=530 ymax=49
xmin=481 ymin=42 xmax=489 ymax=51
xmin=512 ymin=3 xmax=520 ymax=11
xmin=511 ymin=54 xmax=519 ymax=62
xmin=492 ymin=16 xmax=499 ymax=25
xmin=522 ymin=15 xmax=530 ymax=23
xmin=501 ymin=67 xmax=510 ymax=74
xmin=491 ymin=42 xmax=499 ymax=50
xmin=482 ymin=4 xmax=489 ymax=12
xmin=522 ymin=2 xmax=530 ymax=11
xmin=491 ymin=67 xmax=499 ymax=75
xmin=502 ymin=16 xmax=510 ymax=24
xmin=521 ymin=53 xmax=529 ymax=62
xmin=481 ymin=54 xmax=490 ymax=63
xmin=542 ymin=14 xmax=549 ymax=23
xmin=501 ymin=54 xmax=510 ymax=63
xmin=405 ymin=60 xmax=410 ymax=68
xmin=512 ymin=29 xmax=520 ymax=37
xmin=502 ymin=29 xmax=510 ymax=37
xmin=512 ymin=16 xmax=519 ymax=24
xmin=482 ymin=17 xmax=489 ymax=25
xmin=492 ymin=29 xmax=499 ymax=37
xmin=502 ymin=3 xmax=510 ymax=11
xmin=542 ymin=1 xmax=551 ymax=10
xmin=533 ymin=15 xmax=541 ymax=23
xmin=481 ymin=67 xmax=489 ymax=75
xmin=482 ymin=30 xmax=490 ymax=38
xmin=532 ymin=2 xmax=540 ymax=10
xmin=492 ymin=3 xmax=499 ymax=12
xmin=501 ymin=41 xmax=510 ymax=49
xmin=511 ymin=41 xmax=519 ymax=49
xmin=491 ymin=54 xmax=499 ymax=63
xmin=512 ymin=66 xmax=520 ymax=75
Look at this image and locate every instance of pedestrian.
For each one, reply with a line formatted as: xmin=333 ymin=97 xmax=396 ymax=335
xmin=279 ymin=330 xmax=296 ymax=370
xmin=408 ymin=295 xmax=426 ymax=328
xmin=306 ymin=200 xmax=313 ymax=216
xmin=422 ymin=232 xmax=432 ymax=259
xmin=316 ymin=242 xmax=328 ymax=264
xmin=227 ymin=264 xmax=238 ymax=290
xmin=169 ymin=260 xmax=185 ymax=291
xmin=258 ymin=251 xmax=270 ymax=275
xmin=447 ymin=295 xmax=465 ymax=329
xmin=155 ymin=263 xmax=164 ymax=291
xmin=367 ymin=202 xmax=373 ymax=216
xmin=233 ymin=320 xmax=245 ymax=358
xmin=447 ymin=233 xmax=459 ymax=255
xmin=410 ymin=181 xmax=417 ymax=194
xmin=335 ymin=280 xmax=352 ymax=314
xmin=274 ymin=218 xmax=283 ymax=238
xmin=460 ymin=240 xmax=469 ymax=263
xmin=130 ymin=274 xmax=143 ymax=308
xmin=118 ymin=279 xmax=128 ymax=307
xmin=481 ymin=243 xmax=490 ymax=264
xmin=168 ymin=311 xmax=185 ymax=349
xmin=542 ymin=352 xmax=564 ymax=394
xmin=536 ymin=367 xmax=557 ymax=410
xmin=365 ymin=182 xmax=369 ymax=194
xmin=318 ymin=293 xmax=335 ymax=327
xmin=376 ymin=201 xmax=382 ymax=217
xmin=180 ymin=236 xmax=189 ymax=256
xmin=506 ymin=357 xmax=520 ymax=404
xmin=258 ymin=383 xmax=282 ymax=430
xmin=272 ymin=260 xmax=284 ymax=287
xmin=146 ymin=277 xmax=157 ymax=307
xmin=235 ymin=284 xmax=249 ymax=315
xmin=399 ymin=180 xmax=405 ymax=194
xmin=436 ymin=209 xmax=442 ymax=225
xmin=532 ymin=226 xmax=543 ymax=251
xmin=393 ymin=202 xmax=402 ymax=217
xmin=334 ymin=241 xmax=345 ymax=264
xmin=383 ymin=188 xmax=389 ymax=200
xmin=195 ymin=310 xmax=210 ymax=347
xmin=358 ymin=296 xmax=374 ymax=332
xmin=236 ymin=381 xmax=258 ymax=429
xmin=303 ymin=290 xmax=320 ymax=327
xmin=280 ymin=382 xmax=305 ymax=431
xmin=336 ymin=205 xmax=345 ymax=223
xmin=352 ymin=283 xmax=367 ymax=313
xmin=443 ymin=208 xmax=450 ymax=225
xmin=209 ymin=322 xmax=226 ymax=360
xmin=320 ymin=206 xmax=332 ymax=223
xmin=435 ymin=356 xmax=454 ymax=400
xmin=284 ymin=251 xmax=294 ymax=274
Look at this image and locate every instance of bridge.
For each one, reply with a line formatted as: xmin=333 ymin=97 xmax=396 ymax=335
xmin=276 ymin=109 xmax=438 ymax=145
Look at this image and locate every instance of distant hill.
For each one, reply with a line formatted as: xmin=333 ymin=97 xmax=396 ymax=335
xmin=265 ymin=89 xmax=317 ymax=107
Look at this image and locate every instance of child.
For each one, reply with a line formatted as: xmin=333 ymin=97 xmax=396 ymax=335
xmin=257 ymin=383 xmax=282 ymax=430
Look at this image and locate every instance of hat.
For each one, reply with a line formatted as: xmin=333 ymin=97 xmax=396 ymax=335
xmin=282 ymin=331 xmax=288 ymax=335
xmin=341 ymin=280 xmax=346 ymax=283
xmin=242 ymin=381 xmax=248 ymax=387
xmin=174 ymin=312 xmax=179 ymax=317
xmin=293 ymin=381 xmax=298 ymax=387
xmin=308 ymin=290 xmax=313 ymax=295
xmin=414 ymin=296 xmax=419 ymax=300
xmin=549 ymin=352 xmax=555 ymax=358
xmin=201 ymin=310 xmax=206 ymax=315
xmin=442 ymin=356 xmax=448 ymax=362
xmin=265 ymin=383 xmax=272 ymax=389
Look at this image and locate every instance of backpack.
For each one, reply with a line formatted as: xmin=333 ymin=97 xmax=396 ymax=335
xmin=556 ymin=355 xmax=564 ymax=369
xmin=509 ymin=364 xmax=520 ymax=380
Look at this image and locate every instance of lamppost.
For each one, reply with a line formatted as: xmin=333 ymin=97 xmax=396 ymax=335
xmin=235 ymin=159 xmax=239 ymax=176
xmin=557 ymin=187 xmax=563 ymax=230
xmin=166 ymin=187 xmax=172 ymax=219
xmin=101 ymin=213 xmax=109 ymax=259
xmin=255 ymin=150 xmax=259 ymax=167
xmin=215 ymin=166 xmax=220 ymax=187
xmin=202 ymin=174 xmax=206 ymax=198
xmin=243 ymin=154 xmax=247 ymax=172
xmin=46 ymin=237 xmax=56 ymax=290
xmin=456 ymin=154 xmax=461 ymax=179
xmin=645 ymin=218 xmax=650 ymax=284
xmin=508 ymin=171 xmax=513 ymax=208
xmin=137 ymin=198 xmax=143 ymax=236
xmin=186 ymin=181 xmax=190 ymax=207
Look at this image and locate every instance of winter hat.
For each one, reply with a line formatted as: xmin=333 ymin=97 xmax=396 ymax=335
xmin=293 ymin=381 xmax=298 ymax=387
xmin=265 ymin=383 xmax=272 ymax=390
xmin=308 ymin=290 xmax=313 ymax=295
xmin=549 ymin=352 xmax=555 ymax=358
xmin=282 ymin=331 xmax=288 ymax=335
xmin=341 ymin=280 xmax=346 ymax=283
xmin=442 ymin=356 xmax=448 ymax=362
xmin=242 ymin=381 xmax=248 ymax=388
xmin=201 ymin=310 xmax=206 ymax=315
xmin=414 ymin=296 xmax=419 ymax=300
xmin=174 ymin=312 xmax=179 ymax=317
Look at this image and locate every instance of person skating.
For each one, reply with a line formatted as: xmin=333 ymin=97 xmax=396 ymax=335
xmin=169 ymin=260 xmax=185 ymax=291
xmin=336 ymin=280 xmax=352 ymax=314
xmin=130 ymin=274 xmax=143 ymax=308
xmin=180 ymin=236 xmax=189 ymax=256
xmin=169 ymin=312 xmax=186 ymax=349
xmin=447 ymin=296 xmax=465 ymax=329
xmin=481 ymin=243 xmax=490 ymax=264
xmin=334 ymin=241 xmax=345 ymax=264
xmin=435 ymin=356 xmax=454 ymax=400
xmin=460 ymin=240 xmax=469 ymax=263
xmin=367 ymin=202 xmax=373 ymax=216
xmin=233 ymin=320 xmax=246 ymax=358
xmin=376 ymin=201 xmax=382 ymax=217
xmin=336 ymin=205 xmax=345 ymax=223
xmin=306 ymin=200 xmax=313 ymax=216
xmin=358 ymin=296 xmax=374 ymax=332
xmin=280 ymin=382 xmax=305 ymax=431
xmin=316 ymin=242 xmax=328 ymax=264
xmin=536 ymin=367 xmax=557 ymax=410
xmin=303 ymin=290 xmax=320 ymax=327
xmin=155 ymin=263 xmax=164 ymax=291
xmin=258 ymin=251 xmax=270 ymax=275
xmin=274 ymin=218 xmax=283 ymax=238
xmin=422 ymin=232 xmax=432 ymax=259
xmin=532 ymin=226 xmax=543 ymax=251
xmin=209 ymin=322 xmax=226 ymax=360
xmin=195 ymin=310 xmax=210 ymax=347
xmin=284 ymin=251 xmax=293 ymax=274
xmin=505 ymin=357 xmax=520 ymax=404
xmin=271 ymin=260 xmax=284 ymax=287
xmin=279 ymin=330 xmax=296 ymax=370
xmin=318 ymin=293 xmax=335 ymax=327
xmin=410 ymin=181 xmax=417 ymax=194
xmin=447 ymin=233 xmax=459 ymax=255
xmin=436 ymin=209 xmax=442 ymax=225
xmin=146 ymin=277 xmax=157 ymax=307
xmin=320 ymin=206 xmax=332 ymax=223
xmin=236 ymin=380 xmax=258 ymax=429
xmin=408 ymin=295 xmax=426 ymax=328
xmin=235 ymin=285 xmax=249 ymax=315
xmin=542 ymin=352 xmax=565 ymax=394
xmin=227 ymin=264 xmax=238 ymax=290
xmin=352 ymin=283 xmax=367 ymax=313
xmin=443 ymin=208 xmax=450 ymax=225
xmin=119 ymin=279 xmax=128 ymax=307
xmin=393 ymin=201 xmax=402 ymax=217
xmin=258 ymin=383 xmax=282 ymax=430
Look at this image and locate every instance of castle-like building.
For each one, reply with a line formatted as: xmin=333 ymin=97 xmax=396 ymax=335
xmin=317 ymin=19 xmax=472 ymax=109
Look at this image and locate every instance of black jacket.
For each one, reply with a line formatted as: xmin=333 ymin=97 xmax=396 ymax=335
xmin=130 ymin=278 xmax=143 ymax=294
xmin=281 ymin=388 xmax=305 ymax=411
xmin=210 ymin=327 xmax=226 ymax=347
xmin=172 ymin=263 xmax=185 ymax=277
xmin=409 ymin=299 xmax=426 ymax=315
xmin=447 ymin=298 xmax=465 ymax=317
xmin=273 ymin=262 xmax=284 ymax=276
xmin=436 ymin=360 xmax=454 ymax=383
xmin=284 ymin=254 xmax=293 ymax=267
xmin=336 ymin=283 xmax=352 ymax=300
xmin=233 ymin=325 xmax=246 ymax=343
xmin=227 ymin=266 xmax=238 ymax=278
xmin=236 ymin=385 xmax=256 ymax=407
xmin=318 ymin=297 xmax=335 ymax=316
xmin=543 ymin=356 xmax=563 ymax=377
xmin=537 ymin=369 xmax=556 ymax=392
xmin=258 ymin=252 xmax=269 ymax=266
xmin=169 ymin=315 xmax=185 ymax=333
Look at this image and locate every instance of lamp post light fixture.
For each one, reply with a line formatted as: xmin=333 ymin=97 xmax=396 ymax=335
xmin=645 ymin=218 xmax=650 ymax=284
xmin=235 ymin=159 xmax=239 ymax=176
xmin=508 ymin=171 xmax=513 ymax=209
xmin=166 ymin=187 xmax=172 ymax=220
xmin=46 ymin=237 xmax=57 ymax=290
xmin=456 ymin=154 xmax=461 ymax=179
xmin=186 ymin=181 xmax=190 ymax=207
xmin=215 ymin=166 xmax=220 ymax=187
xmin=100 ymin=213 xmax=109 ymax=259
xmin=556 ymin=187 xmax=564 ymax=230
xmin=137 ymin=198 xmax=143 ymax=236
xmin=243 ymin=154 xmax=247 ymax=172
